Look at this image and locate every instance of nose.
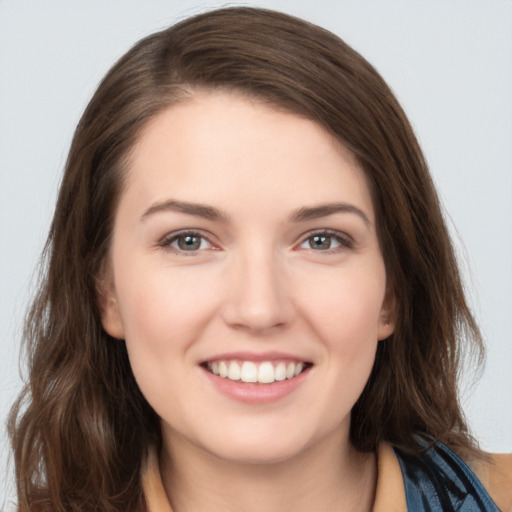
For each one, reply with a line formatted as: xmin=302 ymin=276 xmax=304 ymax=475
xmin=221 ymin=247 xmax=294 ymax=334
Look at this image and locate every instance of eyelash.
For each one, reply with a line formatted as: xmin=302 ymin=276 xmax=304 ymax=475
xmin=158 ymin=229 xmax=354 ymax=255
xmin=158 ymin=230 xmax=215 ymax=256
xmin=298 ymin=229 xmax=354 ymax=254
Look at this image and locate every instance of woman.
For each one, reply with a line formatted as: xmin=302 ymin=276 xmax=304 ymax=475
xmin=9 ymin=7 xmax=511 ymax=512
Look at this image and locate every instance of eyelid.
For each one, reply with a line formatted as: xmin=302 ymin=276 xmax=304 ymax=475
xmin=158 ymin=229 xmax=218 ymax=254
xmin=157 ymin=228 xmax=355 ymax=255
xmin=296 ymin=229 xmax=355 ymax=251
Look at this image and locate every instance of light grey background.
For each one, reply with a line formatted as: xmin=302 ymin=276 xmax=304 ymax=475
xmin=1 ymin=0 xmax=511 ymax=508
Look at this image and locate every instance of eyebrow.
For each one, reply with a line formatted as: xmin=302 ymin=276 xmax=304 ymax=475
xmin=289 ymin=203 xmax=371 ymax=227
xmin=141 ymin=199 xmax=229 ymax=222
xmin=141 ymin=199 xmax=371 ymax=227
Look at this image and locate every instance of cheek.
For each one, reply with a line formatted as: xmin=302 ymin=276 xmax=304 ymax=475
xmin=117 ymin=259 xmax=220 ymax=336
xmin=113 ymin=259 xmax=221 ymax=389
xmin=299 ymin=263 xmax=387 ymax=344
xmin=296 ymin=262 xmax=385 ymax=391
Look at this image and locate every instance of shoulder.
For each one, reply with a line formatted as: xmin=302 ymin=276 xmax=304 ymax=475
xmin=391 ymin=442 xmax=512 ymax=512
xmin=470 ymin=452 xmax=512 ymax=512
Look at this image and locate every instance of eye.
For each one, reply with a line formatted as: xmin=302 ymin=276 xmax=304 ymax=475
xmin=160 ymin=231 xmax=214 ymax=253
xmin=298 ymin=231 xmax=353 ymax=252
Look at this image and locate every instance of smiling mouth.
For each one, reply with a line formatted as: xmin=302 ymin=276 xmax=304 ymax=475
xmin=203 ymin=360 xmax=312 ymax=384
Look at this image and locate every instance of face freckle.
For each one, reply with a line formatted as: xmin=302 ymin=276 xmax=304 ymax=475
xmin=100 ymin=91 xmax=395 ymax=466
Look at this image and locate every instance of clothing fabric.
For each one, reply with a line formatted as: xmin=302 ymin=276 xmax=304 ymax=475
xmin=142 ymin=443 xmax=512 ymax=511
xmin=394 ymin=442 xmax=504 ymax=511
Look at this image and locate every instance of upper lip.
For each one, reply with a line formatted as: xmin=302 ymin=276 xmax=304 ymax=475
xmin=201 ymin=351 xmax=313 ymax=364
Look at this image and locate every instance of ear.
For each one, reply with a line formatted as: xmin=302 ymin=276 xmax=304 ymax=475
xmin=377 ymin=287 xmax=396 ymax=341
xmin=96 ymin=270 xmax=125 ymax=340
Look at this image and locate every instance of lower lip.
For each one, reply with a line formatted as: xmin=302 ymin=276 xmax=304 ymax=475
xmin=201 ymin=366 xmax=311 ymax=404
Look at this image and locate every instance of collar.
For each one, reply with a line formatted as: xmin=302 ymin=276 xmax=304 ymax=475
xmin=141 ymin=443 xmax=407 ymax=512
xmin=141 ymin=443 xmax=511 ymax=511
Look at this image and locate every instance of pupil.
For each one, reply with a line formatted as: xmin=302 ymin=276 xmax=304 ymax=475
xmin=179 ymin=235 xmax=200 ymax=250
xmin=311 ymin=235 xmax=330 ymax=249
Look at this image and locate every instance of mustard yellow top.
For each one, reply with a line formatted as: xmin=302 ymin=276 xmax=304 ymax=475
xmin=142 ymin=444 xmax=512 ymax=511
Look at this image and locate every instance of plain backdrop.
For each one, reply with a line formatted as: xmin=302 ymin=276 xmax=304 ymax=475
xmin=1 ymin=0 xmax=511 ymax=508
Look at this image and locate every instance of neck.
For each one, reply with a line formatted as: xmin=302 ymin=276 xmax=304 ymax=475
xmin=159 ymin=428 xmax=377 ymax=512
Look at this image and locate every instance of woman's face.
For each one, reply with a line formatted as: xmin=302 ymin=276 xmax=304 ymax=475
xmin=101 ymin=92 xmax=394 ymax=464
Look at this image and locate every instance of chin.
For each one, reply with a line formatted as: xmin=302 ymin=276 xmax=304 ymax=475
xmin=210 ymin=442 xmax=307 ymax=466
xmin=198 ymin=425 xmax=317 ymax=466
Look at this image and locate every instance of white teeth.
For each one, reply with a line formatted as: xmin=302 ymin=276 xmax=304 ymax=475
xmin=258 ymin=362 xmax=275 ymax=384
xmin=240 ymin=361 xmax=258 ymax=383
xmin=275 ymin=362 xmax=287 ymax=381
xmin=207 ymin=360 xmax=308 ymax=384
xmin=228 ymin=361 xmax=241 ymax=380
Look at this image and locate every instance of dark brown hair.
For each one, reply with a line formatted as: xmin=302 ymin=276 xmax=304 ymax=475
xmin=9 ymin=7 xmax=483 ymax=511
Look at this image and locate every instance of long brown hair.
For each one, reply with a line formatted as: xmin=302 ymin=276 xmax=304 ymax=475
xmin=9 ymin=7 xmax=483 ymax=511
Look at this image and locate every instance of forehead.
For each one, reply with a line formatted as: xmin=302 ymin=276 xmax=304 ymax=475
xmin=122 ymin=91 xmax=375 ymax=223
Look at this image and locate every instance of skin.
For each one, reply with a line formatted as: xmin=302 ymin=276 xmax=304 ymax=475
xmin=101 ymin=92 xmax=395 ymax=512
